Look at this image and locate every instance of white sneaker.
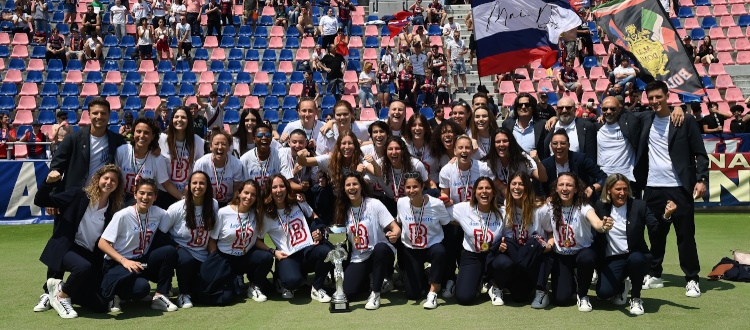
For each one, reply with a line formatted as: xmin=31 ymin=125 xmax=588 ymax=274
xmin=612 ymin=278 xmax=631 ymax=306
xmin=247 ymin=285 xmax=267 ymax=302
xmin=109 ymin=295 xmax=121 ymax=313
xmin=311 ymin=288 xmax=331 ymax=303
xmin=365 ymin=291 xmax=380 ymax=310
xmin=176 ymin=294 xmax=193 ymax=308
xmin=151 ymin=295 xmax=178 ymax=312
xmin=442 ymin=280 xmax=455 ymax=298
xmin=48 ymin=279 xmax=78 ymax=319
xmin=423 ymin=291 xmax=438 ymax=309
xmin=592 ymin=270 xmax=598 ymax=285
xmin=642 ymin=275 xmax=664 ymax=290
xmin=488 ymin=286 xmax=504 ymax=306
xmin=276 ymin=279 xmax=294 ymax=299
xmin=46 ymin=278 xmax=62 ymax=298
xmin=34 ymin=294 xmax=51 ymax=312
xmin=630 ymin=297 xmax=645 ymax=315
xmin=531 ymin=290 xmax=549 ymax=309
xmin=177 ymin=56 xmax=183 ymax=61
xmin=381 ymin=278 xmax=394 ymax=293
xmin=577 ymin=295 xmax=593 ymax=312
xmin=685 ymin=280 xmax=701 ymax=298
xmin=480 ymin=281 xmax=491 ymax=294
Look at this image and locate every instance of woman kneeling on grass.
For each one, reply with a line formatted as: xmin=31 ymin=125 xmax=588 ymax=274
xmin=36 ymin=165 xmax=124 ymax=318
xmin=99 ymin=178 xmax=179 ymax=313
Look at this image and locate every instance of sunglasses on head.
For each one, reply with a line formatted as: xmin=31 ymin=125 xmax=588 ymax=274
xmin=403 ymin=172 xmax=421 ymax=179
xmin=256 ymin=132 xmax=272 ymax=138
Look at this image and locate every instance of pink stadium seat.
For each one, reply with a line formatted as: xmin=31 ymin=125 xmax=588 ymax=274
xmin=679 ymin=0 xmax=693 ymax=7
xmin=582 ymin=92 xmax=598 ymax=104
xmin=200 ymin=15 xmax=207 ymax=26
xmin=580 ymin=78 xmax=593 ymax=92
xmin=344 ymin=82 xmax=358 ymax=95
xmin=138 ymin=60 xmax=155 ymax=73
xmin=244 ymin=96 xmax=260 ymax=109
xmin=268 ymin=37 xmax=283 ymax=49
xmin=126 ymin=24 xmax=136 ymax=35
xmin=139 ymin=83 xmax=157 ymax=97
xmin=640 ymin=91 xmax=649 ymax=104
xmin=11 ymin=45 xmax=28 ymax=58
xmin=365 ymin=25 xmax=378 ymax=37
xmin=200 ymin=71 xmax=215 ymax=84
xmin=537 ymin=79 xmax=554 ymax=92
xmin=363 ymin=48 xmax=377 ymax=60
xmin=17 ymin=96 xmax=36 ymax=110
xmin=735 ymin=37 xmax=750 ymax=50
xmin=715 ymin=74 xmax=735 ymax=89
xmin=80 ymin=83 xmax=99 ymax=97
xmin=65 ymin=70 xmax=83 ymax=83
xmin=502 ymin=93 xmax=517 ymax=107
xmin=204 ymin=36 xmax=218 ymax=48
xmin=736 ymin=51 xmax=750 ymax=64
xmin=41 ymin=124 xmax=54 ymax=137
xmin=13 ymin=110 xmax=33 ymax=126
xmin=106 ymin=96 xmax=121 ymax=111
xmin=720 ymin=16 xmax=736 ymax=28
xmin=234 ymin=83 xmax=250 ymax=97
xmin=355 ymin=7 xmax=365 ymax=16
xmin=518 ymin=80 xmax=535 ymax=93
xmin=270 ymin=26 xmax=284 ymax=38
xmin=12 ymin=33 xmax=29 ymax=46
xmin=143 ymin=71 xmax=159 ymax=84
xmin=709 ymin=27 xmax=726 ymax=39
xmin=352 ymin=15 xmax=364 ymax=26
xmin=532 ymin=68 xmax=550 ymax=81
xmin=726 ymin=26 xmax=744 ymax=39
xmin=683 ymin=17 xmax=700 ymax=29
xmin=708 ymin=63 xmax=727 ymax=76
xmin=3 ymin=69 xmax=22 ymax=84
xmin=254 ymin=71 xmax=269 ymax=84
xmin=301 ymin=37 xmax=316 ymax=48
xmin=244 ymin=61 xmax=258 ymax=74
xmin=210 ymin=48 xmax=226 ymax=61
xmin=0 ymin=33 xmax=9 ymax=45
xmin=105 ymin=71 xmax=122 ymax=84
xmin=349 ymin=36 xmax=363 ymax=48
xmin=360 ymin=107 xmax=377 ymax=121
xmin=593 ymin=44 xmax=607 ymax=56
xmin=694 ymin=64 xmax=707 ymax=76
xmin=514 ymin=68 xmax=529 ymax=79
xmin=595 ymin=78 xmax=610 ymax=92
xmin=19 ymin=82 xmax=38 ymax=96
xmin=717 ymin=52 xmax=734 ymax=65
xmin=14 ymin=145 xmax=27 ymax=159
xmin=713 ymin=0 xmax=726 ymax=4
xmin=26 ymin=59 xmax=44 ymax=71
xmin=727 ymin=0 xmax=742 ymax=4
xmin=430 ymin=36 xmax=443 ymax=47
xmin=278 ymin=61 xmax=293 ymax=73
xmin=380 ymin=36 xmax=391 ymax=48
xmin=715 ymin=38 xmax=733 ymax=51
xmin=695 ymin=6 xmax=711 ymax=17
xmin=706 ymin=88 xmax=722 ymax=101
xmin=677 ymin=28 xmax=687 ymax=39
xmin=192 ymin=60 xmax=208 ymax=73
xmin=589 ymin=66 xmax=606 ymax=80
xmin=144 ymin=96 xmax=161 ymax=110
xmin=344 ymin=70 xmax=358 ymax=84
xmin=83 ymin=60 xmax=100 ymax=72
xmin=730 ymin=4 xmax=747 ymax=15
xmin=667 ymin=92 xmax=682 ymax=105
xmin=296 ymin=48 xmax=310 ymax=61
xmin=341 ymin=95 xmax=356 ymax=107
xmin=288 ymin=83 xmax=302 ymax=97
xmin=498 ymin=81 xmax=516 ymax=94
xmin=713 ymin=5 xmax=730 ymax=16
xmin=724 ymin=87 xmax=744 ymax=102
xmin=0 ymin=58 xmax=4 ymax=71
xmin=184 ymin=96 xmax=197 ymax=107
xmin=262 ymin=6 xmax=275 ymax=16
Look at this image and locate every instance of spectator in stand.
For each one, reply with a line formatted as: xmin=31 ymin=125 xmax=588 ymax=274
xmin=176 ymin=15 xmax=192 ymax=60
xmin=288 ymin=0 xmax=301 ymax=29
xmin=536 ymin=92 xmax=556 ymax=120
xmin=396 ymin=45 xmax=410 ymax=72
xmin=185 ymin=0 xmax=203 ymax=39
xmin=543 ymin=96 xmax=598 ymax=162
xmin=358 ymin=62 xmax=377 ymax=109
xmin=575 ymin=9 xmax=594 ymax=64
xmin=119 ymin=111 xmax=135 ymax=142
xmin=421 ymin=70 xmax=437 ymax=108
xmin=83 ymin=28 xmax=104 ymax=61
xmin=695 ymin=36 xmax=717 ymax=64
xmin=170 ymin=0 xmax=187 ymax=30
xmin=381 ymin=46 xmax=396 ymax=74
xmin=428 ymin=44 xmax=446 ymax=77
xmin=189 ymin=104 xmax=207 ymax=139
xmin=62 ymin=0 xmax=76 ymax=26
xmin=436 ymin=67 xmax=451 ymax=109
xmin=334 ymin=0 xmax=356 ymax=36
xmin=442 ymin=16 xmax=459 ymax=36
xmin=613 ymin=57 xmax=638 ymax=93
xmin=9 ymin=7 xmax=33 ymax=37
xmin=155 ymin=18 xmax=173 ymax=68
xmin=409 ymin=0 xmax=426 ymax=27
xmin=45 ymin=27 xmax=67 ymax=67
xmin=465 ymin=11 xmax=476 ymax=67
xmin=272 ymin=0 xmax=288 ymax=29
xmin=660 ymin=0 xmax=672 ymax=15
xmin=578 ymin=99 xmax=598 ymax=122
xmin=131 ymin=0 xmax=151 ymax=24
xmin=334 ymin=28 xmax=349 ymax=61
xmin=730 ymin=105 xmax=750 ymax=134
xmin=702 ymin=102 xmax=733 ymax=134
xmin=297 ymin=5 xmax=315 ymax=37
xmin=311 ymin=44 xmax=325 ymax=71
xmin=0 ymin=113 xmax=17 ymax=160
xmin=408 ymin=25 xmax=430 ymax=50
xmin=605 ymin=83 xmax=626 ymax=100
xmin=66 ymin=28 xmax=85 ymax=63
xmin=557 ymin=59 xmax=583 ymax=100
xmin=682 ymin=36 xmax=695 ymax=64
xmin=320 ymin=44 xmax=346 ymax=100
xmin=110 ymin=0 xmax=128 ymax=43
xmin=90 ymin=0 xmax=105 ymax=19
xmin=410 ymin=42 xmax=428 ymax=95
xmin=19 ymin=121 xmax=49 ymax=159
xmin=320 ymin=7 xmax=339 ymax=50
xmin=427 ymin=0 xmax=446 ymax=26
xmin=16 ymin=0 xmax=32 ymax=15
xmin=377 ymin=63 xmax=395 ymax=108
xmin=606 ymin=47 xmax=626 ymax=85
xmin=690 ymin=102 xmax=705 ymax=135
xmin=205 ymin=0 xmax=223 ymax=44
xmin=32 ymin=0 xmax=48 ymax=34
xmin=151 ymin=0 xmax=168 ymax=27
xmin=156 ymin=104 xmax=170 ymax=132
xmin=396 ymin=63 xmax=418 ymax=109
xmin=302 ymin=70 xmax=321 ymax=103
xmin=446 ymin=30 xmax=468 ymax=94
xmin=136 ymin=17 xmax=153 ymax=61
xmin=50 ymin=111 xmax=72 ymax=155
xmin=220 ymin=0 xmax=233 ymax=26
xmin=196 ymin=91 xmax=231 ymax=132
xmin=244 ymin=0 xmax=258 ymax=30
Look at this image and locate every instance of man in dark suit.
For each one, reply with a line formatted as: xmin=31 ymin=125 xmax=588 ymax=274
xmin=542 ymin=96 xmax=598 ymax=162
xmin=501 ymin=92 xmax=548 ymax=154
xmin=541 ymin=129 xmax=607 ymax=198
xmin=636 ymin=81 xmax=708 ymax=298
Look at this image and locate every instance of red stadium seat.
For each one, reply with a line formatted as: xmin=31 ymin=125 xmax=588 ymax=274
xmin=580 ymin=78 xmax=593 ymax=92
xmin=244 ymin=61 xmax=258 ymax=74
xmin=65 ymin=70 xmax=83 ymax=84
xmin=268 ymin=37 xmax=283 ymax=49
xmin=234 ymin=83 xmax=251 ymax=97
xmin=498 ymin=81 xmax=516 ymax=94
xmin=589 ymin=66 xmax=606 ymax=80
xmin=192 ymin=60 xmax=208 ymax=73
xmin=0 ymin=33 xmax=9 ymax=45
xmin=341 ymin=95 xmax=356 ymax=106
xmin=278 ymin=61 xmax=293 ymax=73
xmin=735 ymin=38 xmax=750 ymax=50
xmin=344 ymin=70 xmax=358 ymax=84
xmin=106 ymin=96 xmax=121 ymax=111
xmin=204 ymin=36 xmax=218 ymax=48
xmin=719 ymin=16 xmax=736 ymax=28
xmin=254 ymin=71 xmax=269 ymax=84
xmin=80 ymin=83 xmax=99 ymax=97
xmin=14 ymin=144 xmax=27 ymax=159
xmin=143 ymin=71 xmax=159 ymax=84
xmin=695 ymin=6 xmax=711 ymax=17
xmin=706 ymin=88 xmax=722 ymax=102
xmin=144 ymin=96 xmax=161 ymax=110
xmin=210 ymin=48 xmax=226 ymax=61
xmin=715 ymin=74 xmax=735 ymax=89
xmin=296 ymin=48 xmax=310 ymax=61
xmin=518 ymin=80 xmax=535 ymax=93
xmin=502 ymin=93 xmax=517 ymax=107
xmin=717 ymin=52 xmax=734 ymax=65
xmin=349 ymin=36 xmax=363 ymax=48
xmin=715 ymin=38 xmax=733 ymax=51
xmin=713 ymin=5 xmax=730 ymax=16
xmin=724 ymin=87 xmax=744 ymax=103
xmin=301 ymin=37 xmax=316 ymax=48
xmin=736 ymin=51 xmax=750 ymax=64
xmin=19 ymin=82 xmax=38 ymax=96
xmin=244 ymin=96 xmax=260 ymax=109
xmin=593 ymin=44 xmax=607 ymax=56
xmin=683 ymin=17 xmax=700 ymax=29
xmin=429 ymin=36 xmax=443 ymax=47
xmin=83 ymin=60 xmax=100 ymax=72
xmin=365 ymin=25 xmax=378 ymax=37
xmin=360 ymin=107 xmax=378 ymax=121
xmin=270 ymin=26 xmax=284 ymax=38
xmin=363 ymin=48 xmax=377 ymax=60
xmin=199 ymin=84 xmax=214 ymax=97
xmin=344 ymin=82 xmax=358 ymax=95
xmin=12 ymin=33 xmax=29 ymax=46
xmin=726 ymin=26 xmax=744 ymax=39
xmin=288 ymin=83 xmax=302 ymax=96
xmin=0 ymin=59 xmax=4 ymax=71
xmin=262 ymin=6 xmax=275 ymax=16
xmin=13 ymin=110 xmax=33 ymax=126
xmin=3 ymin=69 xmax=22 ymax=84
xmin=139 ymin=83 xmax=157 ymax=97
xmin=10 ymin=45 xmax=28 ymax=58
xmin=17 ymin=96 xmax=37 ymax=110
xmin=537 ymin=79 xmax=554 ymax=93
xmin=105 ymin=71 xmax=122 ymax=84
xmin=595 ymin=78 xmax=610 ymax=92
xmin=730 ymin=4 xmax=747 ymax=15
xmin=532 ymin=68 xmax=550 ymax=81
xmin=708 ymin=63 xmax=727 ymax=76
xmin=709 ymin=27 xmax=726 ymax=39
xmin=200 ymin=71 xmax=215 ymax=84
xmin=667 ymin=92 xmax=682 ymax=105
xmin=138 ymin=60 xmax=155 ymax=73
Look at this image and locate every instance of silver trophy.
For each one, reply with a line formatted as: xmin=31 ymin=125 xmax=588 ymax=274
xmin=324 ymin=241 xmax=350 ymax=313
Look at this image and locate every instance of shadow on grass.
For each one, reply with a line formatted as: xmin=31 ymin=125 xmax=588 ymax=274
xmin=77 ymin=301 xmax=171 ymax=320
xmin=660 ymin=273 xmax=736 ymax=293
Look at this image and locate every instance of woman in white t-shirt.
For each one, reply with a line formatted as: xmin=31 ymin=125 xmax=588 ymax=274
xmin=470 ymin=107 xmax=497 ymax=160
xmin=397 ymin=175 xmax=451 ymax=309
xmin=367 ymin=136 xmax=431 ymax=215
xmin=335 ymin=173 xmax=400 ymax=310
xmin=259 ymin=175 xmax=332 ymax=302
xmin=35 ymin=165 xmax=124 ymax=318
xmin=160 ymin=171 xmax=218 ymax=308
xmin=482 ymin=127 xmax=546 ymax=197
xmin=548 ymin=172 xmax=612 ymax=312
xmin=360 ymin=121 xmax=391 ymax=169
xmin=428 ymin=119 xmax=464 ymax=173
xmin=403 ymin=114 xmax=439 ymax=187
xmin=496 ymin=172 xmax=554 ymax=308
xmin=298 ymin=130 xmax=378 ymax=192
xmin=115 ymin=118 xmax=181 ymax=205
xmin=206 ymin=180 xmax=274 ymax=304
xmin=384 ymin=100 xmax=407 ymax=136
xmin=156 ymin=107 xmax=204 ymax=209
xmin=170 ymin=0 xmax=187 ymax=28
xmin=317 ymin=100 xmax=376 ymax=154
xmin=193 ymin=128 xmax=245 ymax=207
xmin=136 ymin=17 xmax=154 ymax=60
xmin=98 ymin=178 xmax=179 ymax=313
xmin=450 ymin=177 xmax=506 ymax=306
xmin=358 ymin=62 xmax=376 ymax=109
xmin=231 ymin=109 xmax=281 ymax=158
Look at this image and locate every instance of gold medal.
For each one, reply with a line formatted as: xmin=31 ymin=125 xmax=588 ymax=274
xmin=353 ymin=236 xmax=360 ymax=244
xmin=564 ymin=239 xmax=571 ymax=247
xmin=481 ymin=242 xmax=489 ymax=251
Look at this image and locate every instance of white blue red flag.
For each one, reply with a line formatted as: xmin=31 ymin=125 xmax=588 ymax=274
xmin=387 ymin=11 xmax=414 ymax=37
xmin=471 ymin=0 xmax=582 ymax=76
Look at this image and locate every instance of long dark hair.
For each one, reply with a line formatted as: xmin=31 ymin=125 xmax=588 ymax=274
xmin=184 ymin=171 xmax=216 ymax=231
xmin=550 ymin=172 xmax=588 ymax=230
xmin=469 ymin=106 xmax=498 ymax=141
xmin=133 ymin=117 xmax=161 ymax=151
xmin=482 ymin=127 xmax=532 ymax=179
xmin=233 ymin=108 xmax=261 ymax=156
xmin=469 ymin=176 xmax=501 ymax=216
xmin=504 ymin=171 xmax=536 ymax=229
xmin=329 ymin=130 xmax=364 ymax=190
xmin=380 ymin=136 xmax=416 ymax=184
xmin=333 ymin=173 xmax=371 ymax=226
xmin=402 ymin=113 xmax=432 ymax=145
xmin=230 ymin=179 xmax=265 ymax=234
xmin=262 ymin=174 xmax=298 ymax=221
xmin=429 ymin=119 xmax=464 ymax=160
xmin=166 ymin=107 xmax=197 ymax=172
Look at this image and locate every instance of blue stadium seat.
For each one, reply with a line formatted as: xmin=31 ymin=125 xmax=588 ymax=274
xmin=427 ymin=25 xmax=441 ymax=36
xmin=17 ymin=125 xmax=32 ymax=138
xmin=217 ymin=83 xmax=232 ymax=95
xmin=263 ymin=109 xmax=280 ymax=123
xmin=61 ymin=83 xmax=79 ymax=96
xmin=167 ymin=96 xmax=182 ymax=109
xmin=420 ymin=107 xmax=434 ymax=120
xmin=102 ymin=60 xmax=119 ymax=72
xmin=120 ymin=35 xmax=136 ymax=47
xmin=101 ymin=83 xmax=119 ymax=96
xmin=40 ymin=83 xmax=59 ymax=96
xmin=210 ymin=60 xmax=225 ymax=72
xmin=191 ymin=36 xmax=203 ymax=48
xmin=254 ymin=26 xmax=268 ymax=38
xmin=144 ymin=111 xmax=156 ymax=119
xmin=282 ymin=107 xmax=299 ymax=121
xmin=261 ymin=61 xmax=276 ymax=73
xmin=582 ymin=56 xmax=598 ymax=70
xmin=65 ymin=59 xmax=82 ymax=71
xmin=178 ymin=84 xmax=195 ymax=97
xmin=9 ymin=58 xmax=25 ymax=71
xmin=351 ymin=25 xmax=363 ymax=37
xmin=239 ymin=25 xmax=253 ymax=37
xmin=671 ymin=18 xmax=682 ymax=29
xmin=121 ymin=83 xmax=138 ymax=97
xmin=690 ymin=28 xmax=705 ymax=40
xmin=0 ymin=96 xmax=13 ymax=111
xmin=546 ymin=92 xmax=558 ymax=106
xmin=311 ymin=6 xmax=320 ymax=17
xmin=175 ymin=60 xmax=190 ymax=72
xmin=86 ymin=71 xmax=103 ymax=84
xmin=347 ymin=60 xmax=361 ymax=72
xmin=262 ymin=49 xmax=277 ymax=62
xmin=157 ymin=60 xmax=173 ymax=73
xmin=121 ymin=60 xmax=137 ymax=72
xmin=57 ymin=23 xmax=69 ymax=35
xmin=276 ymin=123 xmax=287 ymax=135
xmin=39 ymin=96 xmax=59 ymax=111
xmin=237 ymin=72 xmax=252 ymax=84
xmin=25 ymin=71 xmax=43 ymax=83
xmin=270 ymin=84 xmax=287 ymax=97
xmin=217 ymin=71 xmax=233 ymax=84
xmin=228 ymin=48 xmax=243 ymax=60
xmin=379 ymin=108 xmax=389 ymax=120
xmin=253 ymin=38 xmax=268 ymax=49
xmin=286 ymin=26 xmax=299 ymax=38
xmin=125 ymin=71 xmax=141 ymax=84
xmin=61 ymin=97 xmax=80 ymax=111
xmin=224 ymin=110 xmax=240 ymax=124
xmin=739 ymin=15 xmax=750 ymax=27
xmin=52 ymin=11 xmax=64 ymax=23
xmin=223 ymin=25 xmax=237 ymax=37
xmin=272 ymin=72 xmax=287 ymax=84
xmin=678 ymin=6 xmax=694 ymax=18
xmin=365 ymin=36 xmax=379 ymax=48
xmin=367 ymin=15 xmax=378 ymax=22
xmin=313 ymin=71 xmax=323 ymax=84
xmin=381 ymin=25 xmax=390 ymax=36
xmin=284 ymin=37 xmax=300 ymax=49
xmin=81 ymin=96 xmax=95 ymax=110
xmin=290 ymin=71 xmax=304 ymax=84
xmin=321 ymin=95 xmax=336 ymax=109
xmin=160 ymin=84 xmax=177 ymax=97
xmin=109 ymin=125 xmax=122 ymax=134
xmin=220 ymin=36 xmax=235 ymax=48
xmin=105 ymin=47 xmax=123 ymax=60
xmin=123 ymin=47 xmax=137 ymax=59
xmin=103 ymin=35 xmax=118 ymax=47
xmin=259 ymin=15 xmax=273 ymax=26
xmin=194 ymin=48 xmax=209 ymax=60
xmin=123 ymin=111 xmax=139 ymax=123
xmin=702 ymin=17 xmax=718 ymax=29
xmin=227 ymin=60 xmax=242 ymax=73
xmin=252 ymin=84 xmax=269 ymax=96
xmin=47 ymin=59 xmax=63 ymax=71
xmin=121 ymin=96 xmax=140 ymax=111
xmin=695 ymin=0 xmax=710 ymax=5
xmin=31 ymin=46 xmax=46 ymax=59
xmin=237 ymin=36 xmax=252 ymax=48
xmin=246 ymin=49 xmax=260 ymax=61
xmin=108 ymin=111 xmax=120 ymax=125
xmin=701 ymin=76 xmax=714 ymax=89
xmin=0 ymin=45 xmax=9 ymax=58
xmin=63 ymin=109 xmax=78 ymax=124
xmin=181 ymin=72 xmax=197 ymax=84
xmin=279 ymin=49 xmax=294 ymax=61
xmin=225 ymin=97 xmax=240 ymax=111
xmin=37 ymin=110 xmax=56 ymax=125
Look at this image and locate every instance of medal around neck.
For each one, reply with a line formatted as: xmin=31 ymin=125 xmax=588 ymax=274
xmin=324 ymin=242 xmax=350 ymax=313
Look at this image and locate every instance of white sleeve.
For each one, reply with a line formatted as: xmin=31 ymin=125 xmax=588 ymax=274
xmin=101 ymin=214 xmax=122 ymax=243
xmin=538 ymin=207 xmax=553 ymax=233
xmin=299 ymin=202 xmax=314 ymax=218
xmin=154 ymin=155 xmax=171 ymax=184
xmin=278 ymin=148 xmax=294 ymax=179
xmin=160 ymin=204 xmax=179 ymax=233
xmin=375 ymin=201 xmax=394 ymax=229
xmin=315 ymin=154 xmax=331 ymax=173
xmin=434 ymin=198 xmax=453 ymax=226
xmin=524 ymin=153 xmax=538 ymax=172
xmin=415 ymin=159 xmax=429 ymax=181
xmin=478 ymin=161 xmax=495 ymax=179
xmin=194 ymin=135 xmax=205 ymax=160
xmin=231 ymin=157 xmax=245 ymax=182
xmin=210 ymin=214 xmax=223 ymax=240
xmin=439 ymin=165 xmax=451 ymax=189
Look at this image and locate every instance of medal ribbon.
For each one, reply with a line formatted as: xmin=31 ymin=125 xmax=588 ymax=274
xmin=458 ymin=163 xmax=471 ymax=201
xmin=133 ymin=205 xmax=150 ymax=253
xmin=562 ymin=206 xmax=575 ymax=246
xmin=211 ymin=156 xmax=227 ymax=196
xmin=410 ymin=197 xmax=427 ymax=245
xmin=237 ymin=208 xmax=251 ymax=251
xmin=350 ymin=200 xmax=366 ymax=243
xmin=131 ymin=148 xmax=152 ymax=183
xmin=391 ymin=167 xmax=403 ymax=198
xmin=476 ymin=206 xmax=491 ymax=247
xmin=256 ymin=148 xmax=269 ymax=184
xmin=277 ymin=209 xmax=291 ymax=243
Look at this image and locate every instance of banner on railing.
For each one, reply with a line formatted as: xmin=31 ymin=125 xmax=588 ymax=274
xmin=0 ymin=161 xmax=52 ymax=225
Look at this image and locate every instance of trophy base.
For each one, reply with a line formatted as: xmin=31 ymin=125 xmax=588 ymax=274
xmin=329 ymin=300 xmax=350 ymax=313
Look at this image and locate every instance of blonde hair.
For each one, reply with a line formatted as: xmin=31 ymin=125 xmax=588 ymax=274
xmin=600 ymin=173 xmax=633 ymax=203
xmin=364 ymin=62 xmax=373 ymax=72
xmin=84 ymin=164 xmax=124 ymax=211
